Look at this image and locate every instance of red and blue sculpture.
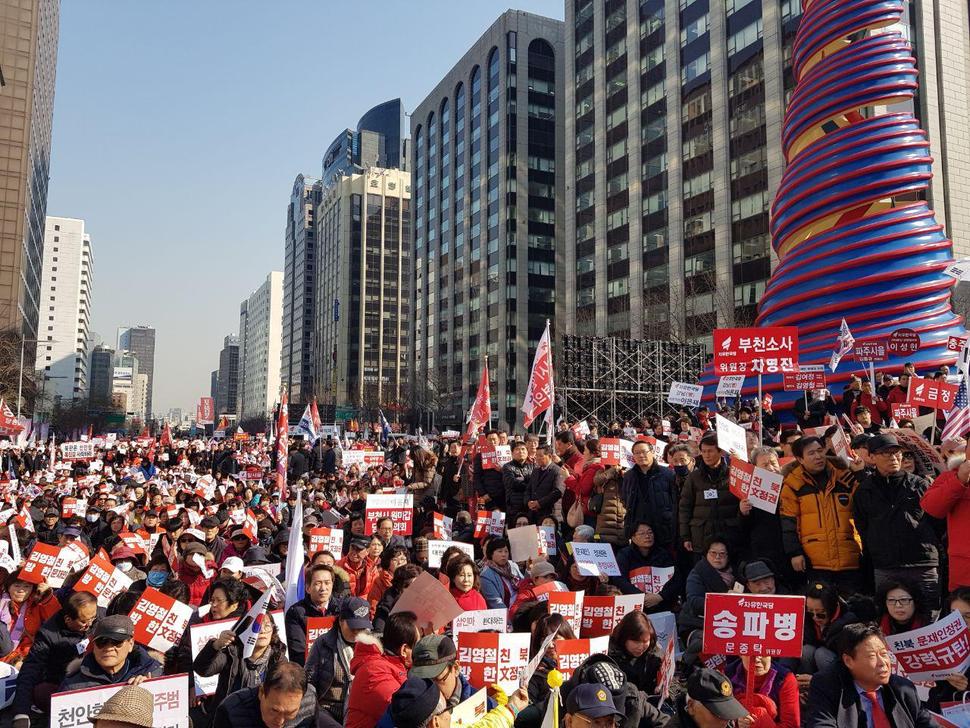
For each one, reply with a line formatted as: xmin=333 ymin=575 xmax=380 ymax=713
xmin=701 ymin=0 xmax=966 ymax=416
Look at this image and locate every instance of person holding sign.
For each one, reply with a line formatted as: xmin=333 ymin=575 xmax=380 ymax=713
xmin=284 ymin=564 xmax=340 ymax=666
xmin=193 ymin=605 xmax=287 ymax=710
xmin=474 ymin=431 xmax=508 ymax=512
xmin=480 ymin=537 xmax=524 ymax=610
xmin=723 ymin=655 xmax=800 ymax=728
xmin=806 ymin=623 xmax=934 ymax=728
xmin=612 ymin=522 xmax=679 ymax=612
xmin=59 ymin=615 xmax=163 ymax=691
xmin=0 ymin=577 xmax=59 ymax=669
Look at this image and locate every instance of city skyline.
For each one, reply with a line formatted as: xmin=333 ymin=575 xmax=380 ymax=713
xmin=46 ymin=0 xmax=563 ymax=415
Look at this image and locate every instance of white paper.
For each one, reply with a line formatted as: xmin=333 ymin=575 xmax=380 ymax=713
xmin=507 ymin=524 xmax=542 ymax=563
xmin=716 ymin=414 xmax=749 ymax=462
xmin=50 ymin=674 xmax=190 ymax=728
xmin=667 ymin=381 xmax=704 ymax=408
xmin=452 ymin=609 xmax=508 ymax=635
xmin=570 ymin=541 xmax=620 ymax=576
xmin=427 ymin=539 xmax=474 ymax=569
xmin=716 ymin=375 xmax=745 ymax=398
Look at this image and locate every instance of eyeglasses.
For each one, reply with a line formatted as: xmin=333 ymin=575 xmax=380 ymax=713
xmin=807 ymin=610 xmax=828 ymax=619
xmin=708 ymin=550 xmax=728 ymax=558
xmin=94 ymin=637 xmax=125 ymax=649
xmin=887 ymin=597 xmax=914 ymax=607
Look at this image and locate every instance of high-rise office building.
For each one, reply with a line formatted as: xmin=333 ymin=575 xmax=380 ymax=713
xmin=560 ymin=0 xmax=970 ymax=347
xmin=410 ymin=11 xmax=565 ymax=431
xmin=314 ymin=167 xmax=411 ymax=413
xmin=35 ymin=216 xmax=93 ymax=403
xmin=111 ymin=350 xmax=139 ymax=419
xmin=116 ymin=325 xmax=155 ymax=417
xmin=88 ymin=345 xmax=114 ymax=407
xmin=320 ymin=98 xmax=410 ymax=187
xmin=281 ymin=175 xmax=322 ymax=409
xmin=0 ymin=0 xmax=59 ymax=362
xmin=215 ymin=334 xmax=239 ymax=416
xmin=237 ymin=271 xmax=283 ymax=422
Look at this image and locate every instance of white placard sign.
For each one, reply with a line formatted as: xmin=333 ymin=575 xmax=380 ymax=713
xmin=715 ymin=414 xmax=749 ymax=462
xmin=452 ymin=609 xmax=508 ymax=635
xmin=667 ymin=381 xmax=704 ymax=408
xmin=427 ymin=539 xmax=474 ymax=569
xmin=570 ymin=541 xmax=620 ymax=576
xmin=50 ymin=674 xmax=190 ymax=728
xmin=716 ymin=375 xmax=745 ymax=398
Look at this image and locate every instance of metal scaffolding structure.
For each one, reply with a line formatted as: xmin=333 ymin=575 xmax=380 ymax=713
xmin=559 ymin=335 xmax=708 ymax=424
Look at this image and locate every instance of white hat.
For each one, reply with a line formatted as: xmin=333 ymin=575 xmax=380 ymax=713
xmin=221 ymin=556 xmax=244 ymax=573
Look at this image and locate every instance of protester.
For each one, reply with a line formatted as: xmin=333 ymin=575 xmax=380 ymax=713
xmin=679 ymin=435 xmax=740 ymax=555
xmin=284 ymin=564 xmax=340 ymax=665
xmin=607 ymin=610 xmax=662 ymax=694
xmin=479 ymin=537 xmax=523 ymax=609
xmin=446 ymin=555 xmax=488 ymax=611
xmin=675 ymin=667 xmax=750 ymax=728
xmin=59 ymin=614 xmax=163 ymax=690
xmin=211 ymin=661 xmax=317 ymax=728
xmin=621 ymin=440 xmax=678 ymax=547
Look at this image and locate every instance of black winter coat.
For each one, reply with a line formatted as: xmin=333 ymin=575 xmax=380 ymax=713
xmin=806 ymin=664 xmax=934 ymax=728
xmin=14 ymin=611 xmax=90 ymax=714
xmin=211 ymin=684 xmax=318 ymax=728
xmin=473 ymin=454 xmax=505 ymax=509
xmin=502 ymin=459 xmax=533 ymax=518
xmin=526 ymin=464 xmax=565 ymax=522
xmin=284 ymin=595 xmax=336 ymax=665
xmin=853 ymin=470 xmax=940 ymax=569
xmin=678 ymin=460 xmax=741 ymax=551
xmin=612 ymin=544 xmax=680 ymax=610
xmin=621 ymin=463 xmax=679 ymax=546
xmin=193 ymin=635 xmax=286 ymax=710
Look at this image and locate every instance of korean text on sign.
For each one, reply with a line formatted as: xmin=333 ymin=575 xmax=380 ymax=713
xmin=457 ymin=632 xmax=530 ymax=694
xmin=885 ymin=609 xmax=970 ymax=682
xmin=364 ymin=493 xmax=414 ymax=535
xmin=908 ymin=376 xmax=960 ymax=410
xmin=702 ymin=593 xmax=805 ymax=658
xmin=128 ymin=587 xmax=193 ymax=652
xmin=712 ymin=327 xmax=799 ymax=375
xmin=51 ymin=674 xmax=190 ymax=728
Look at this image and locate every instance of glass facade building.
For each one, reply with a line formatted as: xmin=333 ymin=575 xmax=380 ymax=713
xmin=561 ymin=0 xmax=970 ymax=348
xmin=411 ymin=11 xmax=564 ymax=431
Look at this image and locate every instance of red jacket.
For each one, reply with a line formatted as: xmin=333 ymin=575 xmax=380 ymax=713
xmin=921 ymin=469 xmax=970 ymax=590
xmin=450 ymin=587 xmax=487 ymax=611
xmin=338 ymin=555 xmax=377 ymax=597
xmin=565 ymin=461 xmax=604 ymax=516
xmin=177 ymin=563 xmax=214 ymax=607
xmin=735 ymin=670 xmax=800 ymax=728
xmin=345 ymin=634 xmax=409 ymax=728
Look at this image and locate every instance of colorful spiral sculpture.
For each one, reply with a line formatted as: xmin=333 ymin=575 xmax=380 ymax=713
xmin=699 ymin=0 xmax=966 ymax=416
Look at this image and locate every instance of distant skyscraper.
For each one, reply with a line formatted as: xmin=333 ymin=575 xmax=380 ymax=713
xmin=111 ymin=350 xmax=139 ymax=419
xmin=35 ymin=217 xmax=93 ymax=403
xmin=215 ymin=334 xmax=239 ymax=416
xmin=0 ymin=0 xmax=59 ymax=365
xmin=314 ymin=167 xmax=411 ymax=413
xmin=116 ymin=326 xmax=155 ymax=417
xmin=88 ymin=345 xmax=114 ymax=407
xmin=410 ymin=11 xmax=565 ymax=430
xmin=238 ymin=272 xmax=283 ymax=421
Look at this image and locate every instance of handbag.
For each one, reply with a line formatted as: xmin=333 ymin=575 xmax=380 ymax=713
xmin=566 ymin=499 xmax=585 ymax=528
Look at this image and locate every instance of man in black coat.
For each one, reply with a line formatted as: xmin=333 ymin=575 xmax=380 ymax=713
xmin=526 ymin=445 xmax=565 ymax=524
xmin=807 ymin=622 xmax=934 ymax=728
xmin=12 ymin=592 xmax=98 ymax=728
xmin=212 ymin=662 xmax=317 ymax=728
xmin=852 ymin=433 xmax=941 ymax=607
xmin=621 ymin=440 xmax=679 ymax=547
xmin=284 ymin=563 xmax=341 ymax=665
xmin=473 ymin=430 xmax=506 ymax=510
xmin=502 ymin=441 xmax=533 ymax=519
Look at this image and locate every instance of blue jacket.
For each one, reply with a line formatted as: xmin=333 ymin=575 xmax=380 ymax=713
xmin=479 ymin=563 xmax=523 ymax=610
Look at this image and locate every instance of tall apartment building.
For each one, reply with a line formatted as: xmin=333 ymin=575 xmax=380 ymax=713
xmin=411 ymin=11 xmax=565 ymax=431
xmin=281 ymin=175 xmax=322 ymax=409
xmin=117 ymin=326 xmax=155 ymax=417
xmin=237 ymin=271 xmax=283 ymax=422
xmin=314 ymin=168 xmax=411 ymax=413
xmin=88 ymin=345 xmax=114 ymax=407
xmin=35 ymin=216 xmax=93 ymax=403
xmin=215 ymin=334 xmax=239 ymax=416
xmin=0 ymin=0 xmax=59 ymax=361
xmin=560 ymin=0 xmax=970 ymax=347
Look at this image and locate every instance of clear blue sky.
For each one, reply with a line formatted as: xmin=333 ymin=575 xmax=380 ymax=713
xmin=47 ymin=0 xmax=563 ymax=416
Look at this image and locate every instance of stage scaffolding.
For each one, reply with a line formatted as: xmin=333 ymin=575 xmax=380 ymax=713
xmin=559 ymin=335 xmax=708 ymax=424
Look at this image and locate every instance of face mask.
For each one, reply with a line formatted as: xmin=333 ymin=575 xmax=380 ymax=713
xmin=116 ymin=561 xmax=133 ymax=573
xmin=146 ymin=571 xmax=167 ymax=587
xmin=86 ymin=514 xmax=99 ymax=523
xmin=674 ymin=465 xmax=689 ymax=477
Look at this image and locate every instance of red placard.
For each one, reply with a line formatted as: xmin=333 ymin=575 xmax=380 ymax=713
xmin=196 ymin=397 xmax=215 ymax=425
xmin=18 ymin=542 xmax=60 ymax=584
xmin=243 ymin=465 xmax=263 ymax=481
xmin=703 ymin=593 xmax=806 ymax=658
xmin=118 ymin=531 xmax=148 ymax=556
xmin=628 ymin=566 xmax=675 ymax=595
xmin=61 ymin=497 xmax=86 ymax=519
xmin=891 ymin=403 xmax=919 ymax=421
xmin=75 ymin=550 xmax=132 ymax=607
xmin=947 ymin=336 xmax=968 ymax=352
xmin=782 ymin=368 xmax=826 ymax=391
xmin=580 ymin=594 xmax=644 ymax=638
xmin=364 ymin=494 xmax=414 ymax=535
xmin=712 ymin=327 xmax=799 ymax=375
xmin=305 ymin=616 xmax=335 ymax=657
xmin=908 ymin=376 xmax=960 ymax=410
xmin=129 ymin=587 xmax=193 ymax=652
xmin=547 ymin=591 xmax=584 ymax=635
xmin=888 ymin=328 xmax=921 ymax=355
xmin=854 ymin=340 xmax=888 ymax=363
xmin=308 ymin=527 xmax=344 ymax=556
xmin=728 ymin=458 xmax=755 ymax=500
xmin=556 ymin=637 xmax=609 ymax=680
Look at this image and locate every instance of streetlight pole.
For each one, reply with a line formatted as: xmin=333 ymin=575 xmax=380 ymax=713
xmin=16 ymin=333 xmax=24 ymax=419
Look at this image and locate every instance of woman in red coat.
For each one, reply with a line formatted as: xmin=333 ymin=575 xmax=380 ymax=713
xmin=922 ymin=462 xmax=970 ymax=591
xmin=727 ymin=655 xmax=800 ymax=728
xmin=447 ymin=555 xmax=488 ymax=611
xmin=564 ymin=438 xmax=604 ymax=522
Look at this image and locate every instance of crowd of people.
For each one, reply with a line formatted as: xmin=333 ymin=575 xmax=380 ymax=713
xmin=0 ymin=369 xmax=966 ymax=728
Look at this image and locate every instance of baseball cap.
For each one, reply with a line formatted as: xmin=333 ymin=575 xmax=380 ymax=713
xmin=565 ymin=683 xmax=624 ymax=719
xmin=741 ymin=560 xmax=775 ymax=583
xmin=200 ymin=516 xmax=220 ymax=529
xmin=109 ymin=546 xmax=137 ymax=562
xmin=93 ymin=615 xmax=135 ymax=641
xmin=867 ymin=433 xmax=902 ymax=454
xmin=61 ymin=526 xmax=82 ymax=538
xmin=230 ymin=528 xmax=252 ymax=541
xmin=389 ymin=678 xmax=443 ymax=728
xmin=339 ymin=596 xmax=373 ymax=631
xmin=686 ymin=668 xmax=748 ymax=720
xmin=530 ymin=561 xmax=557 ymax=579
xmin=349 ymin=538 xmax=369 ymax=551
xmin=220 ymin=556 xmax=244 ymax=573
xmin=409 ymin=635 xmax=457 ymax=679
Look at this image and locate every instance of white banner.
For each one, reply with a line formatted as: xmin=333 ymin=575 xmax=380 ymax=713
xmin=570 ymin=541 xmax=620 ymax=577
xmin=50 ymin=674 xmax=190 ymax=728
xmin=427 ymin=539 xmax=474 ymax=569
xmin=667 ymin=381 xmax=704 ymax=408
xmin=716 ymin=414 xmax=749 ymax=462
xmin=452 ymin=609 xmax=508 ymax=635
xmin=716 ymin=375 xmax=745 ymax=398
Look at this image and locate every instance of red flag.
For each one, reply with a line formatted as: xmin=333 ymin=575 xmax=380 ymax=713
xmin=522 ymin=321 xmax=554 ymax=430
xmin=160 ymin=422 xmax=173 ymax=448
xmin=275 ymin=392 xmax=289 ymax=499
xmin=310 ymin=398 xmax=322 ymax=435
xmin=464 ymin=360 xmax=492 ymax=442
